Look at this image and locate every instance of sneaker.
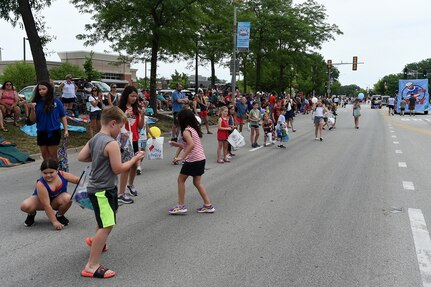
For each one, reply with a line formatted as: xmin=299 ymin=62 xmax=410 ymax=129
xmin=251 ymin=143 xmax=257 ymax=148
xmin=169 ymin=205 xmax=188 ymax=215
xmin=24 ymin=212 xmax=36 ymax=227
xmin=127 ymin=184 xmax=138 ymax=196
xmin=118 ymin=194 xmax=134 ymax=204
xmin=136 ymin=168 xmax=141 ymax=175
xmin=56 ymin=213 xmax=69 ymax=226
xmin=255 ymin=143 xmax=261 ymax=147
xmin=196 ymin=204 xmax=215 ymax=213
xmin=279 ymin=145 xmax=286 ymax=149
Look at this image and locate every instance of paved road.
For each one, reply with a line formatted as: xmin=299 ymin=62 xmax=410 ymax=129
xmin=1 ymin=104 xmax=431 ymax=286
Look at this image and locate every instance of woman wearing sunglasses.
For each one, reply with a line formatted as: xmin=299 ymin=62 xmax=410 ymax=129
xmin=88 ymin=86 xmax=103 ymax=137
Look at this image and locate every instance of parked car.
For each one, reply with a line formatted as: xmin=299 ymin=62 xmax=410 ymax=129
xmin=370 ymin=95 xmax=382 ymax=109
xmin=18 ymin=85 xmax=36 ymax=102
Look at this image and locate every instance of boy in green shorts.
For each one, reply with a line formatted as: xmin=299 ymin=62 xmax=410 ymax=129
xmin=78 ymin=106 xmax=145 ymax=279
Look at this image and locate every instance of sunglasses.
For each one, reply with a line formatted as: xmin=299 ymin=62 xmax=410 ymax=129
xmin=5 ymin=83 xmax=12 ymax=86
xmin=112 ymin=86 xmax=117 ymax=88
xmin=92 ymin=89 xmax=98 ymax=92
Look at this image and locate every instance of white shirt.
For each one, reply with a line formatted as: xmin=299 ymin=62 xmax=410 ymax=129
xmin=61 ymin=81 xmax=76 ymax=98
xmin=388 ymin=97 xmax=395 ymax=105
xmin=314 ymin=106 xmax=324 ymax=117
xmin=88 ymin=95 xmax=102 ymax=112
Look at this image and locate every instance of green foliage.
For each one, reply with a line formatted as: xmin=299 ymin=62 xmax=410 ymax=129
xmin=169 ymin=70 xmax=189 ymax=89
xmin=83 ymin=52 xmax=102 ymax=81
xmin=135 ymin=77 xmax=149 ymax=90
xmin=0 ymin=62 xmax=36 ymax=90
xmin=336 ymin=84 xmax=361 ymax=97
xmin=49 ymin=63 xmax=85 ymax=80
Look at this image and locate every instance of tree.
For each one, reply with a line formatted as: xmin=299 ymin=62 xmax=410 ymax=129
xmin=241 ymin=0 xmax=341 ymax=93
xmin=83 ymin=52 xmax=102 ymax=81
xmin=0 ymin=62 xmax=36 ymax=91
xmin=169 ymin=70 xmax=189 ymax=89
xmin=0 ymin=1 xmax=52 ymax=82
xmin=72 ymin=0 xmax=203 ymax=115
xmin=50 ymin=63 xmax=85 ymax=80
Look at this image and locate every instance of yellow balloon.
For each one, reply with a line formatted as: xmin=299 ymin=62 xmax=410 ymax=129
xmin=148 ymin=126 xmax=161 ymax=138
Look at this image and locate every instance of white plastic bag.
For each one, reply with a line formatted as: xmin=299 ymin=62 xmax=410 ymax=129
xmin=146 ymin=137 xmax=164 ymax=160
xmin=73 ymin=166 xmax=94 ymax=210
xmin=228 ymin=129 xmax=246 ymax=149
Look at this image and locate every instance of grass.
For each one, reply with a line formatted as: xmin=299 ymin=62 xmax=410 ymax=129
xmin=0 ymin=114 xmax=218 ymax=155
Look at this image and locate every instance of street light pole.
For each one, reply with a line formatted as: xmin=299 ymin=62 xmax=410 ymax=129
xmin=144 ymin=59 xmax=148 ymax=89
xmin=290 ymin=66 xmax=294 ymax=96
xmin=195 ymin=32 xmax=200 ymax=95
xmin=231 ymin=6 xmax=237 ymax=97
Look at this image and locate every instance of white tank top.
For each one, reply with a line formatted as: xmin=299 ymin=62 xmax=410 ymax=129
xmin=315 ymin=106 xmax=324 ymax=117
xmin=62 ymin=81 xmax=76 ymax=98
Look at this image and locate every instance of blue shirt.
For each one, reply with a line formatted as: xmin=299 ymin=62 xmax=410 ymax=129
xmin=35 ymin=98 xmax=65 ymax=132
xmin=172 ymin=89 xmax=185 ymax=112
xmin=32 ymin=171 xmax=68 ymax=198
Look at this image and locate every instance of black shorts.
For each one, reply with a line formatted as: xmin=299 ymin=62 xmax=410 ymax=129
xmin=37 ymin=129 xmax=61 ymax=146
xmin=61 ymin=97 xmax=76 ymax=104
xmin=90 ymin=110 xmax=102 ymax=120
xmin=173 ymin=112 xmax=179 ymax=126
xmin=88 ymin=186 xmax=118 ymax=229
xmin=180 ymin=159 xmax=205 ymax=177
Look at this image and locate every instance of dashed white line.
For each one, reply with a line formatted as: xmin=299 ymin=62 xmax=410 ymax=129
xmin=392 ymin=135 xmax=397 ymax=138
xmin=390 ymin=130 xmax=395 ymax=133
xmin=398 ymin=162 xmax=407 ymax=168
xmin=408 ymin=208 xmax=431 ymax=287
xmin=395 ymin=150 xmax=403 ymax=154
xmin=403 ymin=181 xmax=415 ymax=190
xmin=393 ymin=141 xmax=400 ymax=144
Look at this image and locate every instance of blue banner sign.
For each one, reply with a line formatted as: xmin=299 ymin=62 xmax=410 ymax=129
xmin=237 ymin=22 xmax=251 ymax=49
xmin=397 ymin=79 xmax=430 ymax=113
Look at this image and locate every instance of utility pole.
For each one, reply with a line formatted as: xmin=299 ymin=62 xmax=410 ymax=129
xmin=231 ymin=6 xmax=237 ymax=97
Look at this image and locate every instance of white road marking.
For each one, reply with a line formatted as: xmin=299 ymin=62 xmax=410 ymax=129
xmin=395 ymin=150 xmax=403 ymax=154
xmin=408 ymin=208 xmax=431 ymax=287
xmin=390 ymin=130 xmax=395 ymax=133
xmin=249 ymin=146 xmax=263 ymax=152
xmin=403 ymin=181 xmax=415 ymax=190
xmin=401 ymin=118 xmax=410 ymax=121
xmin=393 ymin=141 xmax=400 ymax=144
xmin=392 ymin=135 xmax=397 ymax=138
xmin=398 ymin=162 xmax=407 ymax=168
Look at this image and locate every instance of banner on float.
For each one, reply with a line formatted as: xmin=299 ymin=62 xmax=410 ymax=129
xmin=397 ymin=79 xmax=430 ymax=113
xmin=237 ymin=22 xmax=251 ymax=50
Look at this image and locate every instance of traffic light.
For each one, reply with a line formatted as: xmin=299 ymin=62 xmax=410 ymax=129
xmin=327 ymin=59 xmax=332 ymax=69
xmin=352 ymin=56 xmax=358 ymax=71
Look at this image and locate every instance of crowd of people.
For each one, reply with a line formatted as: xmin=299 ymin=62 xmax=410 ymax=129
xmin=9 ymin=74 xmax=369 ymax=279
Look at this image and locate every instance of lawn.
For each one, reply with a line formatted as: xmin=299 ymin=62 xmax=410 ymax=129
xmin=0 ymin=114 xmax=217 ymax=155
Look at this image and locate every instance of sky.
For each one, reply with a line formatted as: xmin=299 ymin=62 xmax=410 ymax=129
xmin=1 ymin=0 xmax=431 ymax=90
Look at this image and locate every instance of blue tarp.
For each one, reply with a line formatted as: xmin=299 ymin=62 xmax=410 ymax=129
xmin=20 ymin=123 xmax=86 ymax=137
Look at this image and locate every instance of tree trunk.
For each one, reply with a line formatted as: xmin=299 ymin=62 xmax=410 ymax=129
xmin=17 ymin=0 xmax=49 ymax=82
xmin=243 ymin=60 xmax=247 ymax=94
xmin=210 ymin=57 xmax=215 ymax=88
xmin=149 ymin=31 xmax=159 ymax=115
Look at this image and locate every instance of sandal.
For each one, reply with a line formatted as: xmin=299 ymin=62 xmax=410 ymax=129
xmin=81 ymin=265 xmax=116 ymax=279
xmin=85 ymin=237 xmax=108 ymax=252
xmin=1 ymin=127 xmax=8 ymax=132
xmin=223 ymin=158 xmax=231 ymax=163
xmin=217 ymin=160 xmax=224 ymax=164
